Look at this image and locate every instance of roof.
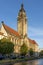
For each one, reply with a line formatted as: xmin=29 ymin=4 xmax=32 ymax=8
xmin=32 ymin=40 xmax=38 ymax=46
xmin=19 ymin=4 xmax=25 ymax=12
xmin=0 ymin=32 xmax=3 ymax=35
xmin=28 ymin=38 xmax=38 ymax=46
xmin=2 ymin=22 xmax=20 ymax=37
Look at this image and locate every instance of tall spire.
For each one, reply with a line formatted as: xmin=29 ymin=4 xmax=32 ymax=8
xmin=20 ymin=4 xmax=25 ymax=12
xmin=21 ymin=4 xmax=24 ymax=9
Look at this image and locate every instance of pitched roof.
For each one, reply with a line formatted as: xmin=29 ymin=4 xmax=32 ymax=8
xmin=2 ymin=22 xmax=20 ymax=37
xmin=32 ymin=40 xmax=38 ymax=46
xmin=0 ymin=32 xmax=3 ymax=35
xmin=28 ymin=38 xmax=38 ymax=46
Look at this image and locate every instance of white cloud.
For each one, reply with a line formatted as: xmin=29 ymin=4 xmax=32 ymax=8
xmin=28 ymin=26 xmax=43 ymax=36
xmin=28 ymin=26 xmax=43 ymax=48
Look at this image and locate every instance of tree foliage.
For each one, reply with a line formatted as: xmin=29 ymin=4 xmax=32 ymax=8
xmin=39 ymin=50 xmax=43 ymax=56
xmin=20 ymin=43 xmax=28 ymax=56
xmin=29 ymin=48 xmax=34 ymax=56
xmin=0 ymin=38 xmax=14 ymax=54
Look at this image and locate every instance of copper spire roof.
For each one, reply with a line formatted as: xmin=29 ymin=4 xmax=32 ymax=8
xmin=20 ymin=4 xmax=25 ymax=12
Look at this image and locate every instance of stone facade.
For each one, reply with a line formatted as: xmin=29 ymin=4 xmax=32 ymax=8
xmin=0 ymin=4 xmax=39 ymax=55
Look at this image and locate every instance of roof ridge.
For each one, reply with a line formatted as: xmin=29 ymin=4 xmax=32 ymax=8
xmin=28 ymin=37 xmax=38 ymax=46
xmin=2 ymin=23 xmax=20 ymax=37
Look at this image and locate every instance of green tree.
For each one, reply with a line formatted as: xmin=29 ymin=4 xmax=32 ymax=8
xmin=20 ymin=43 xmax=28 ymax=56
xmin=0 ymin=38 xmax=14 ymax=54
xmin=0 ymin=40 xmax=2 ymax=54
xmin=39 ymin=50 xmax=43 ymax=56
xmin=29 ymin=48 xmax=34 ymax=56
xmin=0 ymin=38 xmax=10 ymax=42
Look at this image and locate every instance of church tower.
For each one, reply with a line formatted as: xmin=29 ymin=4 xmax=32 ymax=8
xmin=17 ymin=4 xmax=27 ymax=38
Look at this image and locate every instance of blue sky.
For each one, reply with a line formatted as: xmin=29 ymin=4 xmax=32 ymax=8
xmin=0 ymin=0 xmax=43 ymax=49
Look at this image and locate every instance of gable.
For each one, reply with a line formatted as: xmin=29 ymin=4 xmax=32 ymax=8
xmin=1 ymin=22 xmax=20 ymax=37
xmin=1 ymin=23 xmax=8 ymax=36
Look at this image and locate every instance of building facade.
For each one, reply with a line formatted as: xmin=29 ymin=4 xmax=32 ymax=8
xmin=0 ymin=4 xmax=39 ymax=55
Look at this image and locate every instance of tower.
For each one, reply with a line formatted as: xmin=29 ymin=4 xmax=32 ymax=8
xmin=17 ymin=4 xmax=27 ymax=38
